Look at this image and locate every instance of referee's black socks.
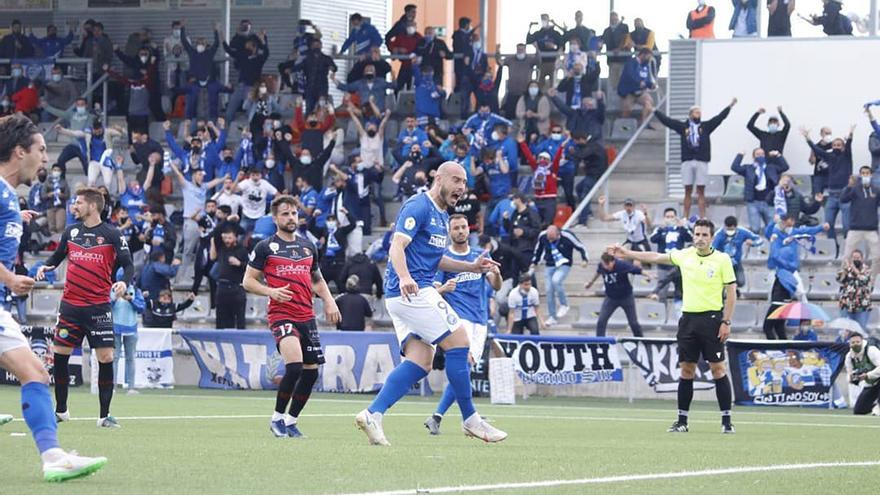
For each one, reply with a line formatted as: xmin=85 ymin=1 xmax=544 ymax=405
xmin=677 ymin=378 xmax=694 ymax=424
xmin=714 ymin=375 xmax=733 ymax=426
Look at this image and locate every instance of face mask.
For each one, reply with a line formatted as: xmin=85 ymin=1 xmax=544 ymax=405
xmin=424 ymin=72 xmax=434 ymax=79
xmin=516 ymin=53 xmax=526 ymax=60
xmin=196 ymin=45 xmax=206 ymax=53
xmin=472 ymin=41 xmax=482 ymax=50
xmin=406 ymin=26 xmax=416 ymax=35
xmin=75 ymin=106 xmax=86 ymax=113
xmin=223 ymin=156 xmax=233 ymax=163
xmin=173 ymin=29 xmax=181 ymax=37
xmin=140 ymin=55 xmax=149 ymax=64
xmin=365 ymin=74 xmax=375 ymax=81
xmin=755 ymin=156 xmax=766 ymax=165
xmin=300 ymin=155 xmax=312 ymax=165
xmin=425 ymin=34 xmax=434 ymax=42
xmin=265 ymin=159 xmax=276 ymax=169
xmin=410 ymin=151 xmax=421 ymax=160
xmin=51 ymin=73 xmax=62 ymax=82
xmin=479 ymin=110 xmax=489 ymax=118
xmin=356 ymin=162 xmax=367 ymax=171
xmin=833 ymin=148 xmax=843 ymax=154
xmin=725 ymin=229 xmax=736 ymax=236
xmin=665 ymin=218 xmax=676 ymax=226
xmin=551 ymin=133 xmax=562 ymax=141
xmin=366 ymin=129 xmax=377 ymax=137
xmin=191 ymin=146 xmax=202 ymax=155
xmin=820 ymin=135 xmax=831 ymax=144
xmin=862 ymin=176 xmax=872 ymax=187
xmin=0 ymin=101 xmax=8 ymax=108
xmin=541 ymin=21 xmax=550 ymax=29
xmin=768 ymin=123 xmax=779 ymax=133
xmin=326 ymin=221 xmax=337 ymax=229
xmin=258 ymin=86 xmax=267 ymax=95
xmin=51 ymin=171 xmax=61 ymax=179
xmin=697 ymin=0 xmax=706 ymax=6
xmin=528 ymin=87 xmax=539 ymax=97
xmin=131 ymin=184 xmax=141 ymax=194
xmin=851 ymin=344 xmax=863 ymax=353
xmin=784 ymin=226 xmax=793 ymax=234
xmin=854 ymin=260 xmax=864 ymax=269
xmin=571 ymin=46 xmax=581 ymax=53
xmin=491 ymin=131 xmax=501 ymax=141
xmin=11 ymin=69 xmax=21 ymax=77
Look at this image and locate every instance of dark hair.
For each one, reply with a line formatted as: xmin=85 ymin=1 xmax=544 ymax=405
xmin=860 ymin=165 xmax=872 ymax=173
xmin=150 ymin=205 xmax=165 ymax=215
xmin=518 ymin=273 xmax=531 ymax=284
xmin=478 ymin=234 xmax=492 ymax=246
xmin=449 ymin=214 xmax=468 ymax=223
xmin=270 ymin=195 xmax=298 ymax=216
xmin=479 ymin=147 xmax=495 ymax=161
xmin=218 ymin=205 xmax=232 ymax=215
xmin=405 ymin=4 xmax=417 ymax=12
xmin=205 ymin=199 xmax=217 ymax=206
xmin=76 ymin=186 xmax=105 ymax=213
xmin=459 ymin=17 xmax=471 ymax=28
xmin=94 ymin=22 xmax=104 ymax=30
xmin=571 ymin=131 xmax=589 ymax=141
xmin=512 ymin=191 xmax=528 ymax=203
xmin=693 ymin=218 xmax=715 ymax=235
xmin=663 ymin=207 xmax=677 ymax=216
xmin=150 ymin=250 xmax=166 ymax=262
xmin=600 ymin=252 xmax=614 ymax=263
xmin=350 ymin=13 xmax=363 ymax=22
xmin=724 ymin=216 xmax=737 ymax=228
xmin=0 ymin=114 xmax=39 ymax=163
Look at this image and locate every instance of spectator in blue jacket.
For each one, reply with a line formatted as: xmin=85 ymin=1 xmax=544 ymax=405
xmin=649 ymin=207 xmax=692 ymax=301
xmin=531 ymin=226 xmax=588 ymax=324
xmin=397 ymin=116 xmax=429 ymax=157
xmin=803 ymin=125 xmax=855 ymax=242
xmin=488 ymin=195 xmax=516 ymax=239
xmin=340 ymin=14 xmax=383 ymax=56
xmin=28 ymin=23 xmax=74 ymax=58
xmin=413 ymin=63 xmax=444 ymax=125
xmin=463 ymin=104 xmax=512 ymax=147
xmin=730 ymin=0 xmax=759 ymax=37
xmin=333 ymin=64 xmax=391 ymax=112
xmin=458 ymin=31 xmax=489 ymax=118
xmin=840 ymin=166 xmax=880 ymax=278
xmin=712 ymin=216 xmax=762 ymax=290
xmin=617 ymin=48 xmax=655 ymax=124
xmin=140 ymin=250 xmax=182 ymax=302
xmin=111 ymin=282 xmax=145 ymax=393
xmin=731 ymin=148 xmax=789 ymax=234
xmin=181 ymin=22 xmax=224 ymax=120
xmin=483 ymin=123 xmax=519 ymax=186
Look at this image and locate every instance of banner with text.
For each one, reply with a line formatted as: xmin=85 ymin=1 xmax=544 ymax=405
xmin=727 ymin=340 xmax=849 ymax=407
xmin=492 ymin=335 xmax=623 ymax=385
xmin=179 ymin=330 xmax=434 ymax=393
xmin=619 ymin=338 xmax=715 ymax=393
xmin=1 ymin=326 xmax=83 ymax=386
xmin=114 ymin=328 xmax=174 ymax=389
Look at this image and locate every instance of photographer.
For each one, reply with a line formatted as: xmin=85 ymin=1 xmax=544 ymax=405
xmin=845 ymin=333 xmax=880 ymax=415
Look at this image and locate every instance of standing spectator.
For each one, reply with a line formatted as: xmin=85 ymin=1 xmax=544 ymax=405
xmin=41 ymin=66 xmax=78 ymax=120
xmin=768 ymin=0 xmax=796 ymax=36
xmin=42 ymin=164 xmax=69 ymax=234
xmin=237 ymin=169 xmax=278 ymax=233
xmin=223 ymin=30 xmax=269 ymax=122
xmin=460 ymin=32 xmax=490 ymax=117
xmin=210 ymin=228 xmax=248 ymax=329
xmin=0 ymin=20 xmax=35 ymax=59
xmin=504 ymin=192 xmax=543 ymax=276
xmin=507 ymin=274 xmax=543 ymax=335
xmin=841 ymin=167 xmax=880 ymax=277
xmin=334 ymin=65 xmax=391 ymax=113
xmin=180 ymin=21 xmax=223 ymax=120
xmin=340 ymin=253 xmax=384 ymax=299
xmin=453 ymin=17 xmax=476 ymax=98
xmin=809 ymin=126 xmax=834 ymax=194
xmin=302 ymin=39 xmax=337 ymax=115
xmin=531 ymin=226 xmax=588 ymax=325
xmin=569 ymin=132 xmax=608 ymax=224
xmin=140 ymin=250 xmax=181 ymax=301
xmin=386 ymin=20 xmax=422 ymax=92
xmin=655 ymin=98 xmax=737 ymax=219
xmin=559 ymin=37 xmax=587 ymax=74
xmin=145 ymin=207 xmax=177 ymax=261
xmin=347 ymin=47 xmax=391 ymax=84
xmin=42 ymin=96 xmax=92 ymax=132
xmin=844 ymin=334 xmax=880 ymax=415
xmin=229 ymin=19 xmax=260 ymax=55
xmin=474 ymin=148 xmax=511 ymax=215
xmin=807 ymin=0 xmax=853 ymax=36
xmin=731 ymin=148 xmax=789 ymax=234
xmin=169 ymin=161 xmax=226 ymax=265
xmin=599 ymin=12 xmax=631 ymax=98
xmin=385 ymin=3 xmax=418 ymax=47
xmin=113 ymin=43 xmax=165 ymax=122
xmin=747 ymin=106 xmax=791 ymax=154
xmin=837 ymin=250 xmax=873 ymax=330
xmin=712 ymin=216 xmax=762 ymax=290
xmin=163 ymin=21 xmax=187 ymax=56
xmin=585 ymin=253 xmax=646 ymax=338
xmin=111 ymin=283 xmax=144 ymax=394
xmin=566 ymin=10 xmax=596 ymax=52
xmin=555 ymin=56 xmax=600 ymax=109
xmin=650 ymin=208 xmax=693 ymax=300
xmin=12 ymin=79 xmax=40 ymax=118
xmin=3 ymin=62 xmax=29 ymax=98
xmin=730 ymin=0 xmax=759 ymax=37
xmin=244 ymin=80 xmax=282 ymax=139
xmin=335 ymin=275 xmax=374 ymax=331
xmin=143 ymin=289 xmax=194 ymax=328
xmin=518 ymin=131 xmax=564 ymax=224
xmin=596 ymin=196 xmax=652 ymax=254
xmin=516 ymin=81 xmax=551 ymax=141
xmin=803 ymin=125 xmax=855 ymax=243
xmin=630 ymin=18 xmax=659 ymax=68
xmin=526 ymin=14 xmax=564 ymax=85
xmin=617 ymin=48 xmax=656 ymax=124
xmin=415 ymin=27 xmax=452 ymax=85
xmin=340 ymin=13 xmax=383 ymax=57
xmin=27 ymin=22 xmax=75 ymax=58
xmin=496 ymin=44 xmax=538 ymax=119
xmin=773 ymin=174 xmax=824 ymax=226
xmin=412 ymin=64 xmax=445 ymax=125
xmin=687 ymin=0 xmax=717 ymax=39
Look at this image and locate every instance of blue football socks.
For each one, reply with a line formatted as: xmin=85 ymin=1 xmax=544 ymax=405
xmin=368 ymin=360 xmax=427 ymax=414
xmin=444 ymin=347 xmax=476 ymax=420
xmin=434 ymin=384 xmax=456 ymax=416
xmin=21 ymin=382 xmax=60 ymax=454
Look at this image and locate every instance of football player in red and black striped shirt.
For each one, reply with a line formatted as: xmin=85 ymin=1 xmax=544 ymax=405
xmin=36 ymin=187 xmax=133 ymax=429
xmin=243 ymin=195 xmax=340 ymax=438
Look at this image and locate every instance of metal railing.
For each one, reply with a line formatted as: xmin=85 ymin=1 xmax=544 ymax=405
xmin=562 ymin=93 xmax=668 ymax=231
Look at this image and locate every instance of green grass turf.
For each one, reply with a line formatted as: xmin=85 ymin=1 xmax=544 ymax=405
xmin=0 ymin=387 xmax=878 ymax=494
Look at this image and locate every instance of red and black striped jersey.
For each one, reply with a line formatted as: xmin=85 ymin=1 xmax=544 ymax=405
xmin=46 ymin=222 xmax=133 ymax=307
xmin=248 ymin=234 xmax=319 ymax=324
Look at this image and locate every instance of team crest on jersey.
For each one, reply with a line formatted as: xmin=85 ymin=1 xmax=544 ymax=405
xmin=303 ymin=247 xmax=311 ymax=257
xmin=269 ymin=242 xmax=280 ymax=253
xmin=404 ymin=217 xmax=416 ymax=230
xmin=706 ymin=268 xmax=715 ymax=279
xmin=96 ymin=236 xmax=104 ymax=245
xmin=71 ymin=228 xmax=79 ymax=238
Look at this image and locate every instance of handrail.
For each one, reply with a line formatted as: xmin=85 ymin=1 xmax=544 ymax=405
xmin=47 ymin=72 xmax=110 ymax=137
xmin=562 ymin=92 xmax=668 ymax=231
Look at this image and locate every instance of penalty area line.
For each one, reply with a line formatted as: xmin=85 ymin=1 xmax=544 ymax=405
xmin=338 ymin=460 xmax=880 ymax=495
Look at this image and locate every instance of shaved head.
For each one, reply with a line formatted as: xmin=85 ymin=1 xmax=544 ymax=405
xmin=432 ymin=161 xmax=467 ymax=209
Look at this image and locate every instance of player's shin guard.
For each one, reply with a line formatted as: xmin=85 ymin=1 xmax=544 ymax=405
xmin=97 ymin=362 xmax=114 ymax=418
xmin=443 ymin=348 xmax=476 ymax=420
xmin=368 ymin=360 xmax=427 ymax=414
xmin=289 ymin=368 xmax=318 ymax=418
xmin=21 ymin=382 xmax=60 ymax=454
xmin=677 ymin=378 xmax=694 ymax=424
xmin=435 ymin=384 xmax=456 ymax=416
xmin=714 ymin=375 xmax=733 ymax=426
xmin=276 ymin=363 xmax=302 ymax=414
xmin=53 ymin=354 xmax=70 ymax=414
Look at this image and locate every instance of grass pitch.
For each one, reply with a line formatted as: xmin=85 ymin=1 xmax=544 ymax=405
xmin=1 ymin=387 xmax=878 ymax=494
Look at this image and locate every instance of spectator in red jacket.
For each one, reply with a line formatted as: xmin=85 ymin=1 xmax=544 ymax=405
xmin=387 ymin=20 xmax=422 ymax=93
xmin=12 ymin=79 xmax=40 ymax=117
xmin=518 ymin=130 xmax=565 ymax=226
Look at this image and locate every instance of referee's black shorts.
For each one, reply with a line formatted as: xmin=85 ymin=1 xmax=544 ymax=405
xmin=677 ymin=310 xmax=725 ymax=363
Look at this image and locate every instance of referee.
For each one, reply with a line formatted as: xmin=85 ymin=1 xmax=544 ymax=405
xmin=608 ymin=218 xmax=737 ymax=434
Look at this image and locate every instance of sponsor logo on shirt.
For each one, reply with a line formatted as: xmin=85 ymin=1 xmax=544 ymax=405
xmin=455 ymin=272 xmax=483 ymax=283
xmin=70 ymin=251 xmax=105 ymax=263
xmin=4 ymin=222 xmax=22 ymax=241
xmin=275 ymin=263 xmax=310 ymax=276
xmin=429 ymin=234 xmax=447 ymax=248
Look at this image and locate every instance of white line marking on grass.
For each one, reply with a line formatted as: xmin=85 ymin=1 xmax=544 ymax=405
xmin=13 ymin=413 xmax=880 ymax=429
xmin=338 ymin=461 xmax=880 ymax=495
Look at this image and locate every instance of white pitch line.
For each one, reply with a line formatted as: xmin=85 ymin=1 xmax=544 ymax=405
xmin=9 ymin=412 xmax=879 ymax=429
xmin=338 ymin=460 xmax=880 ymax=495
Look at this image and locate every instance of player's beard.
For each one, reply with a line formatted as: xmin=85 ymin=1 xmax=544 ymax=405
xmin=277 ymin=222 xmax=297 ymax=234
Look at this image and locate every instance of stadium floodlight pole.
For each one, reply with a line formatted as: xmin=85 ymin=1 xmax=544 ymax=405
xmin=223 ymin=0 xmax=231 ymax=86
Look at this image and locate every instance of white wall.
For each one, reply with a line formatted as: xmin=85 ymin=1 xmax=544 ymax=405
xmin=698 ymin=37 xmax=880 ymax=176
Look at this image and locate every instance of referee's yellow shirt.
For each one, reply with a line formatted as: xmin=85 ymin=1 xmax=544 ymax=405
xmin=669 ymin=247 xmax=736 ymax=313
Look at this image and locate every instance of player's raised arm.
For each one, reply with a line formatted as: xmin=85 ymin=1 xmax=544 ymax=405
xmin=605 ymin=244 xmax=672 ymax=265
xmin=36 ymin=227 xmax=70 ymax=280
xmin=438 ymin=251 xmax=499 ymax=274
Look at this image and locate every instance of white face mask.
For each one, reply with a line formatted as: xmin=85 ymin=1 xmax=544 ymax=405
xmin=820 ymin=135 xmax=831 ymax=144
xmin=516 ymin=53 xmax=526 ymax=60
xmin=51 ymin=171 xmax=61 ymax=179
xmin=768 ymin=123 xmax=779 ymax=133
xmin=406 ymin=26 xmax=416 ymax=35
xmin=300 ymin=155 xmax=312 ymax=165
xmin=356 ymin=162 xmax=367 ymax=171
xmin=140 ymin=55 xmax=149 ymax=64
xmin=551 ymin=133 xmax=562 ymax=141
xmin=491 ymin=131 xmax=501 ymax=141
xmin=11 ymin=69 xmax=21 ymax=77
xmin=265 ymin=159 xmax=275 ymax=169
xmin=725 ymin=229 xmax=736 ymax=236
xmin=258 ymin=86 xmax=267 ymax=95
xmin=697 ymin=0 xmax=706 ymax=6
xmin=862 ymin=175 xmax=871 ymax=186
xmin=51 ymin=73 xmax=62 ymax=82
xmin=541 ymin=20 xmax=550 ymax=29
xmin=571 ymin=46 xmax=581 ymax=53
xmin=472 ymin=41 xmax=482 ymax=50
xmin=196 ymin=45 xmax=206 ymax=53
xmin=173 ymin=29 xmax=181 ymax=38
xmin=528 ymin=87 xmax=539 ymax=97
xmin=326 ymin=221 xmax=337 ymax=229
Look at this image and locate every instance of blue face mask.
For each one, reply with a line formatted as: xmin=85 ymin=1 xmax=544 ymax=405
xmin=755 ymin=156 xmax=766 ymax=165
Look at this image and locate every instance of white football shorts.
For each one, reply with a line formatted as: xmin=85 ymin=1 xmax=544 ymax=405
xmin=386 ymin=287 xmax=463 ymax=353
xmin=0 ymin=308 xmax=28 ymax=356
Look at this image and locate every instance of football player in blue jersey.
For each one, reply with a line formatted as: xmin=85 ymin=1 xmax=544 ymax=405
xmin=424 ymin=214 xmax=502 ymax=434
xmin=355 ymin=162 xmax=507 ymax=445
xmin=0 ymin=115 xmax=107 ymax=482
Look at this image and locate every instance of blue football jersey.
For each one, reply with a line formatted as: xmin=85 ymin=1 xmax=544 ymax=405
xmin=0 ymin=177 xmax=22 ymax=296
xmin=435 ymin=247 xmax=487 ymax=323
xmin=385 ymin=193 xmax=450 ymax=298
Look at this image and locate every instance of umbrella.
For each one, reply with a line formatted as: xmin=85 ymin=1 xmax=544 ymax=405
xmin=767 ymin=302 xmax=830 ymax=321
xmin=827 ymin=317 xmax=866 ymax=336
